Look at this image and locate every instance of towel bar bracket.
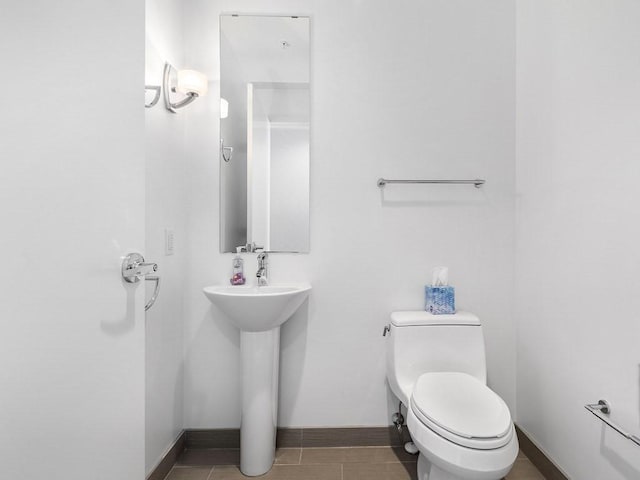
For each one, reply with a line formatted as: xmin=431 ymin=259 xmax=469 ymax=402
xmin=586 ymin=399 xmax=611 ymax=414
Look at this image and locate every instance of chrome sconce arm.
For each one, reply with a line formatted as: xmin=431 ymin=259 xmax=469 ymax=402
xmin=145 ymin=63 xmax=208 ymax=111
xmin=145 ymin=85 xmax=161 ymax=108
xmin=166 ymin=91 xmax=198 ymax=110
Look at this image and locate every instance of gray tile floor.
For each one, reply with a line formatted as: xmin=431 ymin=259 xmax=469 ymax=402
xmin=164 ymin=447 xmax=545 ymax=480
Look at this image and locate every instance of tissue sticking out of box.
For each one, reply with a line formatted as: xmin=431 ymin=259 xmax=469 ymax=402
xmin=426 ymin=267 xmax=455 ymax=314
xmin=432 ymin=266 xmax=449 ymax=286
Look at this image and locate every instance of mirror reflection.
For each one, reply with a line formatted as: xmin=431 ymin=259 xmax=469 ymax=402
xmin=220 ymin=15 xmax=310 ymax=253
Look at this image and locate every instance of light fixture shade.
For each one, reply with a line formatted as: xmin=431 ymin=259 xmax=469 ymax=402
xmin=177 ymin=69 xmax=208 ymax=96
xmin=220 ymin=98 xmax=229 ymax=119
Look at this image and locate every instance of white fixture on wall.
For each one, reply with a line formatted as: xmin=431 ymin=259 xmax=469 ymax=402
xmin=386 ymin=311 xmax=518 ymax=480
xmin=202 ymin=282 xmax=312 ymax=476
xmin=163 ymin=62 xmax=208 ymax=112
xmin=220 ymin=98 xmax=232 ymax=162
xmin=220 ymin=98 xmax=229 ymax=118
xmin=121 ymin=253 xmax=161 ymax=312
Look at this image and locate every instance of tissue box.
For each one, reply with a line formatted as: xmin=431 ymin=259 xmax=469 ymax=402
xmin=425 ymin=286 xmax=456 ymax=315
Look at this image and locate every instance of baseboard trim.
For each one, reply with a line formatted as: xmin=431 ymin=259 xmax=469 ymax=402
xmin=146 ymin=431 xmax=186 ymax=480
xmin=149 ymin=426 xmax=566 ymax=480
xmin=185 ymin=426 xmax=406 ymax=449
xmin=515 ymin=425 xmax=568 ymax=480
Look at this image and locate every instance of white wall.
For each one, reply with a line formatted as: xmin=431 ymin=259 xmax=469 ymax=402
xmin=0 ymin=2 xmax=146 ymax=479
xmin=145 ymin=0 xmax=187 ymax=474
xmin=182 ymin=0 xmax=516 ymax=428
xmin=219 ymin=33 xmax=249 ymax=252
xmin=270 ymin=124 xmax=310 ymax=252
xmin=515 ymin=1 xmax=640 ymax=478
xmin=248 ymin=117 xmax=271 ymax=248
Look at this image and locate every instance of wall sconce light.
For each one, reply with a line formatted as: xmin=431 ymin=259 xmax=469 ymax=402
xmin=163 ymin=62 xmax=208 ymax=113
xmin=145 ymin=85 xmax=161 ymax=108
xmin=220 ymin=98 xmax=229 ymax=119
xmin=220 ymin=98 xmax=232 ymax=161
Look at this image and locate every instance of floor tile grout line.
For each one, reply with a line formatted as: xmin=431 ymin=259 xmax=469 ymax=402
xmin=205 ymin=465 xmax=215 ymax=480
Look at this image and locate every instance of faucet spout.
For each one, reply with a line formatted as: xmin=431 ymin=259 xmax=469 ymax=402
xmin=256 ymin=252 xmax=269 ymax=286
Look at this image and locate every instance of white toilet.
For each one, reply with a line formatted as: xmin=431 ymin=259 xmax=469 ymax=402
xmin=385 ymin=311 xmax=518 ymax=480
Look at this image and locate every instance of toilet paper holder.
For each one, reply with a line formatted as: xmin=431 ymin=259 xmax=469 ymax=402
xmin=122 ymin=252 xmax=161 ymax=311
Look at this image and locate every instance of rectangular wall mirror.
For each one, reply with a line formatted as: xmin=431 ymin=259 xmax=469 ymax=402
xmin=220 ymin=14 xmax=310 ymax=253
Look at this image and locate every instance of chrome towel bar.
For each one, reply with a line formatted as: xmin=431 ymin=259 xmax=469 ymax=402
xmin=585 ymin=400 xmax=640 ymax=447
xmin=377 ymin=178 xmax=485 ymax=188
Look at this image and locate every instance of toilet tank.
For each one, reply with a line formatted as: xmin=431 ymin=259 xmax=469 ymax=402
xmin=385 ymin=311 xmax=487 ymax=406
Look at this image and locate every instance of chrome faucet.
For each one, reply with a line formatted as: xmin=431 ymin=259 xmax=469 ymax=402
xmin=256 ymin=252 xmax=268 ymax=286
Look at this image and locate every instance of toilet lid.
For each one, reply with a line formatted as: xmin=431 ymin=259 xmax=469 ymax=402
xmin=411 ymin=372 xmax=512 ymax=444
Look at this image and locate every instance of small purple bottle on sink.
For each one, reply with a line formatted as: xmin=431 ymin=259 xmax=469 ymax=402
xmin=230 ymin=254 xmax=246 ymax=285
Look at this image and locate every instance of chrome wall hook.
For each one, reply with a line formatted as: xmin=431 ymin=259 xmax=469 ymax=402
xmin=221 ymin=138 xmax=233 ymax=162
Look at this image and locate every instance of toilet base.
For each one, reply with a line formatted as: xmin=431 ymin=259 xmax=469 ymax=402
xmin=417 ymin=454 xmax=463 ymax=480
xmin=408 ymin=405 xmax=517 ymax=480
xmin=417 ymin=452 xmax=508 ymax=480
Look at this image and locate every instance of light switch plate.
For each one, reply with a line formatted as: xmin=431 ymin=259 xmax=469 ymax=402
xmin=165 ymin=228 xmax=175 ymax=255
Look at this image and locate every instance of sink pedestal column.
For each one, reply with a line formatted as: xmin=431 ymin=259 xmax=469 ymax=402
xmin=240 ymin=327 xmax=281 ymax=476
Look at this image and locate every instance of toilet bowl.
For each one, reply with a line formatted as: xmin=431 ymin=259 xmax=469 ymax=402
xmin=409 ymin=372 xmax=518 ymax=480
xmin=385 ymin=311 xmax=518 ymax=480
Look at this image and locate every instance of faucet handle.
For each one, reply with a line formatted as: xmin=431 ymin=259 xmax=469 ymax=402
xmin=241 ymin=242 xmax=264 ymax=253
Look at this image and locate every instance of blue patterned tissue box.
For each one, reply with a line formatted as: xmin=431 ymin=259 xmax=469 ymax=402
xmin=425 ymin=286 xmax=456 ymax=315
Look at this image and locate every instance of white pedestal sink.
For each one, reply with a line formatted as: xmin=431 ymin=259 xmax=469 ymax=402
xmin=203 ymin=284 xmax=311 ymax=476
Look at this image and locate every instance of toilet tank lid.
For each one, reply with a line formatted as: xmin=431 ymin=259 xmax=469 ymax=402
xmin=390 ymin=311 xmax=480 ymax=327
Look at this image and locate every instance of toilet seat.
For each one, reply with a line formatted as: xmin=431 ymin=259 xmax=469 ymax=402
xmin=410 ymin=372 xmax=512 ymax=450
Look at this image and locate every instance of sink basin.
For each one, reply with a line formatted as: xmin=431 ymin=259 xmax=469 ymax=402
xmin=203 ymin=284 xmax=311 ymax=332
